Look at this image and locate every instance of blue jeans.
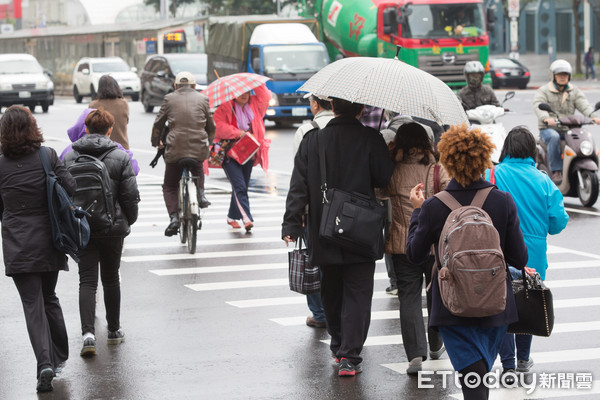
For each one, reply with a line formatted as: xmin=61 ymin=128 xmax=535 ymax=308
xmin=499 ymin=334 xmax=533 ymax=369
xmin=539 ymin=128 xmax=563 ymax=172
xmin=222 ymin=157 xmax=254 ymax=222
xmin=586 ymin=64 xmax=596 ymax=80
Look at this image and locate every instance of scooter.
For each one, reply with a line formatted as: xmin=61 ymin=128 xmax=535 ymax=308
xmin=536 ymin=102 xmax=600 ymax=207
xmin=465 ymin=91 xmax=515 ymax=164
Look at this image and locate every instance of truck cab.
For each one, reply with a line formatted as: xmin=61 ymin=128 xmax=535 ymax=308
xmin=247 ymin=24 xmax=330 ymax=126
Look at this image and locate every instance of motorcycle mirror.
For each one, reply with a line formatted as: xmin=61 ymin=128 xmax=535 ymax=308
xmin=538 ymin=103 xmax=553 ymax=112
xmin=594 ymin=101 xmax=600 ymax=111
xmin=504 ymin=91 xmax=515 ymax=101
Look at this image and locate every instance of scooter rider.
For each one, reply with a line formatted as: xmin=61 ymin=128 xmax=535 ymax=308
xmin=533 ymin=59 xmax=600 ymax=185
xmin=457 ymin=61 xmax=500 ymax=110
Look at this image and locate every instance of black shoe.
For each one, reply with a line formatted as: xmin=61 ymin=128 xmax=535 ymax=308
xmin=501 ymin=368 xmax=517 ymax=386
xmin=36 ymin=368 xmax=54 ymax=393
xmin=165 ymin=213 xmax=180 ymax=237
xmin=80 ymin=337 xmax=96 ymax=357
xmin=338 ymin=358 xmax=362 ymax=376
xmin=107 ymin=328 xmax=125 ymax=345
xmin=197 ymin=189 xmax=211 ymax=208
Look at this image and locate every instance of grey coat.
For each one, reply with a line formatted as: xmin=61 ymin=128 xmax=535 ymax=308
xmin=533 ymin=82 xmax=598 ymax=130
xmin=151 ymin=86 xmax=216 ymax=163
xmin=0 ymin=147 xmax=75 ymax=276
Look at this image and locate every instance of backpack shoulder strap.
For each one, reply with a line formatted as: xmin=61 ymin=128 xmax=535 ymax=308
xmin=98 ymin=147 xmax=117 ymax=161
xmin=38 ymin=147 xmax=53 ymax=176
xmin=470 ymin=186 xmax=494 ymax=208
xmin=434 ymin=190 xmax=462 ymax=211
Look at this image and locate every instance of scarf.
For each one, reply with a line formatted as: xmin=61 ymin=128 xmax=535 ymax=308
xmin=234 ymin=101 xmax=254 ymax=132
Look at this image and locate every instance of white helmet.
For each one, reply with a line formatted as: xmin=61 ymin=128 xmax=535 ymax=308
xmin=464 ymin=61 xmax=485 ymax=77
xmin=550 ymin=59 xmax=572 ymax=76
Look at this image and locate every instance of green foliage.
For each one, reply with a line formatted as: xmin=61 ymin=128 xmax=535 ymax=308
xmin=203 ymin=0 xmax=278 ymax=15
xmin=144 ymin=0 xmax=197 ymax=17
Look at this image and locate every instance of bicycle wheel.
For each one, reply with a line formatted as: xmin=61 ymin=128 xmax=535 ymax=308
xmin=178 ymin=175 xmax=188 ymax=244
xmin=187 ymin=213 xmax=198 ymax=254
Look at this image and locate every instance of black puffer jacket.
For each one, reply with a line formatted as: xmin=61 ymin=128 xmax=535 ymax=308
xmin=63 ymin=134 xmax=139 ymax=238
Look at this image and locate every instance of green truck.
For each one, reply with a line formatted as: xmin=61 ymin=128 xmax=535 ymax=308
xmin=299 ymin=0 xmax=495 ymax=87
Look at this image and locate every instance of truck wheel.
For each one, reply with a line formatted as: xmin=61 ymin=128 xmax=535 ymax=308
xmin=578 ymin=170 xmax=599 ymax=207
xmin=41 ymin=102 xmax=49 ymax=113
xmin=131 ymin=93 xmax=139 ymax=102
xmin=90 ymin=85 xmax=97 ymax=100
xmin=29 ymin=105 xmax=36 ymax=113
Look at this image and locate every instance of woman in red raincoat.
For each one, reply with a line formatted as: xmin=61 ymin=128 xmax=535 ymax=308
xmin=213 ymin=84 xmax=270 ymax=231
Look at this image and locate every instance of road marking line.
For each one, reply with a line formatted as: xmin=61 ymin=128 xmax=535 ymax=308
xmin=186 ymin=272 xmax=390 ymax=291
xmin=546 ymin=277 xmax=600 ymax=288
xmin=383 ymin=347 xmax=600 ymax=376
xmin=136 ymin=208 xmax=283 ymax=220
xmin=128 ymin=226 xmax=282 ymax=237
xmin=133 ymin=216 xmax=285 ymax=227
xmin=121 ymin=248 xmax=290 ymax=262
xmin=227 ymin=291 xmax=393 ymax=308
xmin=150 ymin=263 xmax=286 ymax=275
xmin=126 ymin=237 xmax=282 ymax=250
xmin=565 ymin=206 xmax=600 ymax=216
xmin=547 ymin=245 xmax=600 ymax=259
xmin=550 ymin=260 xmax=600 ymax=269
xmin=137 ymin=203 xmax=285 ymax=212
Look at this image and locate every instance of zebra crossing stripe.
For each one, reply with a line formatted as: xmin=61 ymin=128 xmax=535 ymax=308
xmin=136 ymin=208 xmax=283 ymax=220
xmin=546 ymin=278 xmax=600 ymax=288
xmin=121 ymin=248 xmax=290 ymax=262
xmin=186 ymin=272 xmax=390 ymax=291
xmin=133 ymin=216 xmax=285 ymax=227
xmin=547 ymin=245 xmax=600 ymax=260
xmin=138 ymin=203 xmax=285 ymax=212
xmin=383 ymin=347 xmax=600 ymax=376
xmin=150 ymin=263 xmax=286 ymax=276
xmin=128 ymin=226 xmax=282 ymax=237
xmin=227 ymin=291 xmax=392 ymax=308
xmin=126 ymin=237 xmax=284 ymax=250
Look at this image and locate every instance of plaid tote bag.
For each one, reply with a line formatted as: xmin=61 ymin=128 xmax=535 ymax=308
xmin=288 ymin=237 xmax=320 ymax=295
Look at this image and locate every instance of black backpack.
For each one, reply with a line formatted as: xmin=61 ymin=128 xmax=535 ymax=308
xmin=39 ymin=147 xmax=90 ymax=262
xmin=67 ymin=148 xmax=117 ymax=233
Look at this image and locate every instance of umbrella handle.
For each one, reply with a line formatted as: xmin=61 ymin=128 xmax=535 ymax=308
xmin=394 ymin=45 xmax=402 ymax=60
xmin=214 ymin=69 xmax=220 ymax=79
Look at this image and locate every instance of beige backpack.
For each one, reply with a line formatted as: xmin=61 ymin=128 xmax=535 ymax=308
xmin=435 ymin=187 xmax=507 ymax=318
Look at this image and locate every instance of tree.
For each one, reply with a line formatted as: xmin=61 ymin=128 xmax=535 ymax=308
xmin=144 ymin=0 xmax=197 ymax=17
xmin=203 ymin=0 xmax=277 ymax=15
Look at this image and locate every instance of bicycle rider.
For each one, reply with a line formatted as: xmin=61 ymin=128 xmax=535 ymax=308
xmin=151 ymin=71 xmax=216 ymax=237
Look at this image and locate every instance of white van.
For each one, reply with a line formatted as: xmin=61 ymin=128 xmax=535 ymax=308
xmin=0 ymin=53 xmax=54 ymax=113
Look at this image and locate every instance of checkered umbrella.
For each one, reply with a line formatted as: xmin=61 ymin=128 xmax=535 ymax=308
xmin=298 ymin=57 xmax=467 ymax=126
xmin=202 ymin=73 xmax=271 ymax=109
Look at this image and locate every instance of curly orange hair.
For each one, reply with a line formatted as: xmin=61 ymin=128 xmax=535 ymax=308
xmin=437 ymin=123 xmax=495 ymax=187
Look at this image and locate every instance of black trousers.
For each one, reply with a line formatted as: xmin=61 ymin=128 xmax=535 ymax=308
xmin=12 ymin=271 xmax=69 ymax=377
xmin=163 ymin=161 xmax=205 ymax=215
xmin=320 ymin=261 xmax=376 ymax=365
xmin=78 ymin=237 xmax=124 ymax=335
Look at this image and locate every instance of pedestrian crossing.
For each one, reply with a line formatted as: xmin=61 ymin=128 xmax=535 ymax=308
xmin=125 ymin=179 xmax=600 ymax=399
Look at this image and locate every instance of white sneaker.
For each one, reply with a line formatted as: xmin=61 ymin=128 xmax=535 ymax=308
xmin=406 ymin=357 xmax=423 ymax=375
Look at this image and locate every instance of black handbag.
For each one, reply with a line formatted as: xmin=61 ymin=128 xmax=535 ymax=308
xmin=316 ymin=130 xmax=386 ymax=259
xmin=288 ymin=234 xmax=321 ymax=295
xmin=507 ymin=269 xmax=555 ymax=337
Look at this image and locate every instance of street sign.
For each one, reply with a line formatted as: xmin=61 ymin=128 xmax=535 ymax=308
xmin=508 ymin=0 xmax=520 ymax=18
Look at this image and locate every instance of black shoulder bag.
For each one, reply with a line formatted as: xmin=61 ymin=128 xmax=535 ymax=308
xmin=316 ymin=130 xmax=386 ymax=259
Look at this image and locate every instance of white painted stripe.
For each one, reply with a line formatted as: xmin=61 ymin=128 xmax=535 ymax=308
xmin=227 ymin=291 xmax=392 ymax=308
xmin=271 ymin=299 xmax=600 ymax=326
xmin=185 ymin=272 xmax=390 ymax=291
xmin=565 ymin=206 xmax=600 ymax=216
xmin=138 ymin=203 xmax=285 ymax=212
xmin=133 ymin=216 xmax=285 ymax=227
xmin=547 ymin=245 xmax=600 ymax=260
xmin=136 ymin=208 xmax=283 ymax=220
xmin=121 ymin=248 xmax=290 ymax=262
xmin=150 ymin=263 xmax=286 ymax=276
xmin=126 ymin=237 xmax=282 ymax=250
xmin=127 ymin=226 xmax=282 ymax=237
xmin=546 ymin=277 xmax=600 ymax=288
xmin=550 ymin=260 xmax=600 ymax=269
xmin=383 ymin=347 xmax=600 ymax=376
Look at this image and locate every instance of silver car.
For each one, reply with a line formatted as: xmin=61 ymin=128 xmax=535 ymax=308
xmin=72 ymin=57 xmax=141 ymax=102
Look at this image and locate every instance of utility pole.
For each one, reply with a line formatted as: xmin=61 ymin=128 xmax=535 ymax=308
xmin=508 ymin=0 xmax=519 ymax=59
xmin=160 ymin=0 xmax=169 ymax=20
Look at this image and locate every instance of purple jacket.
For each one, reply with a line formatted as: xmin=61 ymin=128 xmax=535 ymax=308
xmin=60 ymin=108 xmax=139 ymax=175
xmin=406 ymin=178 xmax=528 ymax=328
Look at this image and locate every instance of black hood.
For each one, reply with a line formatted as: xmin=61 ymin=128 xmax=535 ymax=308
xmin=72 ymin=134 xmax=118 ymax=157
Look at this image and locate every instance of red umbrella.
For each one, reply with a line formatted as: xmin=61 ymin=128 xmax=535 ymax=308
xmin=201 ymin=72 xmax=271 ymax=109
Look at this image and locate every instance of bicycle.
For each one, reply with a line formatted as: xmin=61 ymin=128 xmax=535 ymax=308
xmin=176 ymin=158 xmax=202 ymax=254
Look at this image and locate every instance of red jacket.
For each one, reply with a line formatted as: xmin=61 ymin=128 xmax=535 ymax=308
xmin=213 ymin=84 xmax=271 ymax=171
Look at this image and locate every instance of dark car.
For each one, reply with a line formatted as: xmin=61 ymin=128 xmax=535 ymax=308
xmin=489 ymin=57 xmax=530 ymax=90
xmin=140 ymin=53 xmax=208 ymax=113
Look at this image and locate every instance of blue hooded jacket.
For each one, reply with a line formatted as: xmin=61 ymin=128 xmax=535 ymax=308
xmin=486 ymin=156 xmax=569 ymax=279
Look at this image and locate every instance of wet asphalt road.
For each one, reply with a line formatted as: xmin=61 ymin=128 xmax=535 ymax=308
xmin=1 ymin=94 xmax=600 ymax=399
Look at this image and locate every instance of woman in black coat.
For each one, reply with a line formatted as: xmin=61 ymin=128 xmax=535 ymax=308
xmin=282 ymin=98 xmax=394 ymax=376
xmin=406 ymin=124 xmax=528 ymax=400
xmin=0 ymin=106 xmax=75 ymax=393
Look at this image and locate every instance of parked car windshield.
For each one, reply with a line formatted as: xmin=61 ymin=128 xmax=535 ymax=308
xmin=168 ymin=57 xmax=208 ymax=75
xmin=263 ymin=45 xmax=329 ymax=74
xmin=0 ymin=60 xmax=44 ymax=74
xmin=92 ymin=61 xmax=130 ymax=73
xmin=403 ymin=3 xmax=486 ymax=38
